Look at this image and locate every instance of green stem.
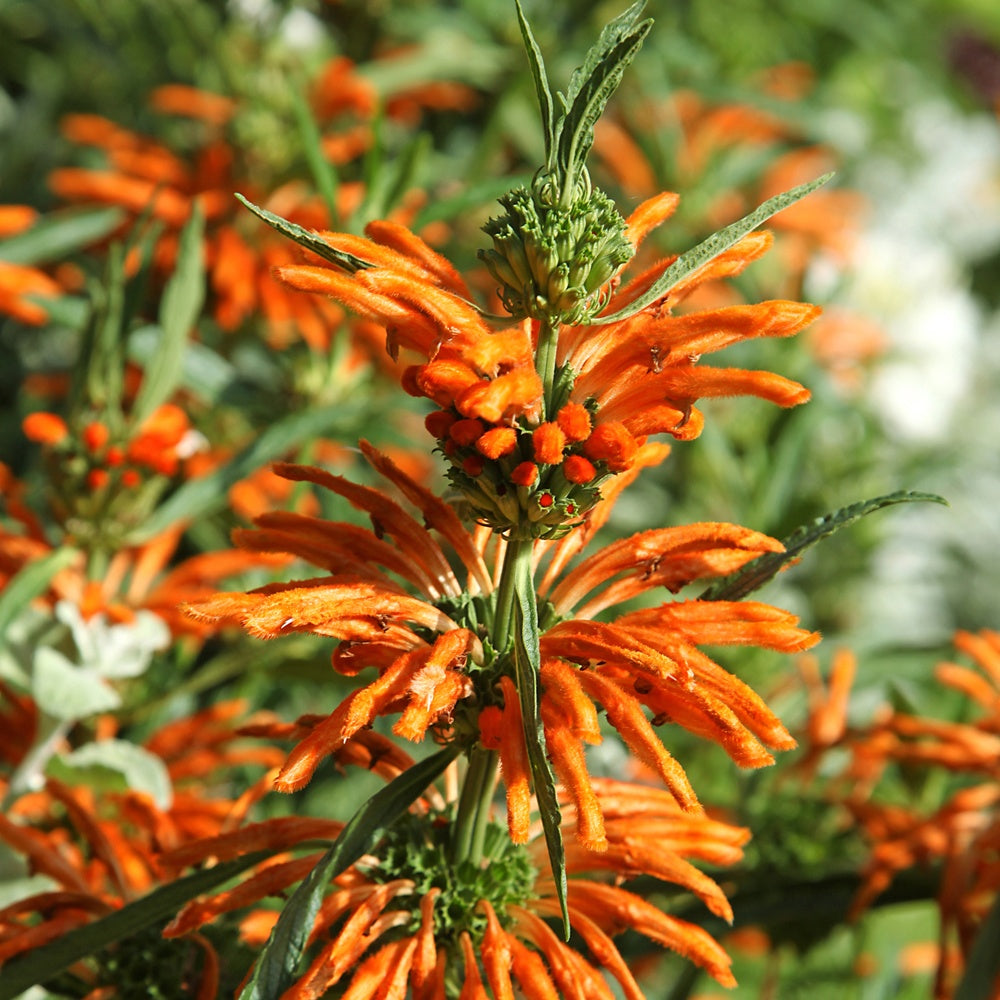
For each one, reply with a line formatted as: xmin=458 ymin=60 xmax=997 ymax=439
xmin=451 ymin=746 xmax=497 ymax=864
xmin=534 ymin=315 xmax=561 ymax=419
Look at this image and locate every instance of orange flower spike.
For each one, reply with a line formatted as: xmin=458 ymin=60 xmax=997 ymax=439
xmin=575 ymin=670 xmax=701 ymax=813
xmin=623 ymin=191 xmax=682 ymax=249
xmin=540 ymin=658 xmax=602 ymax=744
xmin=455 ymin=367 xmax=544 ymax=424
xmin=149 ymin=84 xmax=237 ymax=126
xmin=479 ymin=901 xmax=515 ymax=1000
xmin=497 ymin=676 xmax=532 ymax=843
xmin=532 ymin=422 xmax=567 ymax=465
xmin=0 ymin=204 xmax=37 ymax=236
xmin=332 ymin=938 xmax=418 ymax=1000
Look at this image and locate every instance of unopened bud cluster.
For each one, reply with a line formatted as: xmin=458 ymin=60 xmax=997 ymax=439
xmin=424 ymin=400 xmax=621 ymax=539
xmin=479 ymin=171 xmax=634 ymax=326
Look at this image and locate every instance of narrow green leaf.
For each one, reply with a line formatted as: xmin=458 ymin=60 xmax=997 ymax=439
xmin=22 ymin=293 xmax=90 ymax=330
xmin=0 ymin=548 xmax=78 ymax=640
xmin=239 ymin=745 xmax=460 ymax=1000
xmin=557 ymin=12 xmax=652 ymax=178
xmin=956 ymin=889 xmax=1000 ymax=1000
xmin=131 ymin=205 xmax=205 ymax=427
xmin=598 ymin=173 xmax=835 ymax=324
xmin=235 ymin=194 xmax=373 ymax=273
xmin=0 ymin=851 xmax=271 ymax=1000
xmin=511 ymin=543 xmax=569 ymax=937
xmin=700 ymin=490 xmax=948 ymax=602
xmin=0 ymin=207 xmax=125 ymax=266
xmin=85 ymin=242 xmax=127 ymax=414
xmin=128 ymin=324 xmax=236 ymax=404
xmin=291 ymin=85 xmax=340 ymax=225
xmin=122 ymin=402 xmax=361 ymax=544
xmin=514 ymin=0 xmax=556 ymax=163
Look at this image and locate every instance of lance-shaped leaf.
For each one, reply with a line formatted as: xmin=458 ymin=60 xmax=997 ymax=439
xmin=238 ymin=745 xmax=460 ymax=1000
xmin=0 ymin=207 xmax=125 ymax=266
xmin=700 ymin=490 xmax=948 ymax=602
xmin=0 ymin=851 xmax=271 ymax=1000
xmin=556 ymin=3 xmax=652 ymax=184
xmin=514 ymin=0 xmax=556 ymax=164
xmin=511 ymin=543 xmax=570 ymax=938
xmin=599 ymin=173 xmax=835 ymax=324
xmin=130 ymin=204 xmax=205 ymax=427
xmin=235 ymin=194 xmax=374 ymax=273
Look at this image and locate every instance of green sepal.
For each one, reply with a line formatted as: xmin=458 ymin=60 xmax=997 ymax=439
xmin=0 ymin=547 xmax=78 ymax=641
xmin=238 ymin=745 xmax=461 ymax=1000
xmin=0 ymin=850 xmax=272 ymax=1000
xmin=511 ymin=542 xmax=570 ymax=938
xmin=556 ymin=3 xmax=651 ymax=188
xmin=700 ymin=490 xmax=948 ymax=602
xmin=599 ymin=173 xmax=835 ymax=324
xmin=514 ymin=0 xmax=556 ymax=163
xmin=130 ymin=205 xmax=205 ymax=427
xmin=235 ymin=193 xmax=373 ymax=273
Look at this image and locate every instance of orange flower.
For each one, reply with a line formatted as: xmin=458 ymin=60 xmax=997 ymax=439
xmin=160 ymin=766 xmax=748 ymax=995
xmin=184 ymin=440 xmax=816 ymax=839
xmin=275 ymin=194 xmax=817 ymax=535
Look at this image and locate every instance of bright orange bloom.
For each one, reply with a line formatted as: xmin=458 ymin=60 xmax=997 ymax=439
xmin=184 ymin=441 xmax=817 ymax=838
xmin=275 ymin=197 xmax=817 ymax=537
xmin=159 ymin=760 xmax=748 ymax=994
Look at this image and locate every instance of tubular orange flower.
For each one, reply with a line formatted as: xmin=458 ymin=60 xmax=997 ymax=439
xmin=159 ymin=758 xmax=748 ymax=995
xmin=183 ymin=438 xmax=816 ymax=830
xmin=274 ymin=186 xmax=818 ymax=537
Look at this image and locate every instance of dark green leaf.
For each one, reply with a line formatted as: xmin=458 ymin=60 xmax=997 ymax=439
xmin=557 ymin=9 xmax=652 ymax=180
xmin=131 ymin=205 xmax=205 ymax=427
xmin=0 ymin=207 xmax=125 ymax=266
xmin=599 ymin=173 xmax=834 ymax=324
xmin=0 ymin=851 xmax=271 ymax=1000
xmin=291 ymin=85 xmax=340 ymax=225
xmin=511 ymin=543 xmax=569 ymax=937
xmin=85 ymin=242 xmax=127 ymax=414
xmin=700 ymin=490 xmax=948 ymax=602
xmin=123 ymin=402 xmax=361 ymax=543
xmin=514 ymin=0 xmax=556 ymax=163
xmin=235 ymin=194 xmax=373 ymax=273
xmin=956 ymin=889 xmax=1000 ymax=1000
xmin=0 ymin=547 xmax=78 ymax=640
xmin=239 ymin=745 xmax=460 ymax=1000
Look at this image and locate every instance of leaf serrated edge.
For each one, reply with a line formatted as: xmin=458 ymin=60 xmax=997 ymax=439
xmin=700 ymin=490 xmax=948 ymax=602
xmin=598 ymin=173 xmax=835 ymax=324
xmin=514 ymin=0 xmax=556 ymax=165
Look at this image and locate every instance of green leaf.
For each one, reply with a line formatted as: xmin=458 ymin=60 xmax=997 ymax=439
xmin=235 ymin=194 xmax=373 ymax=273
xmin=0 ymin=548 xmax=78 ymax=641
xmin=0 ymin=850 xmax=271 ymax=1000
xmin=514 ymin=0 xmax=556 ymax=163
xmin=291 ymin=85 xmax=340 ymax=224
xmin=700 ymin=490 xmax=948 ymax=602
xmin=510 ymin=540 xmax=569 ymax=938
xmin=0 ymin=207 xmax=125 ymax=266
xmin=22 ymin=293 xmax=90 ymax=330
xmin=598 ymin=173 xmax=835 ymax=324
xmin=557 ymin=4 xmax=652 ymax=181
xmin=130 ymin=205 xmax=205 ymax=427
xmin=956 ymin=889 xmax=1000 ymax=1000
xmin=129 ymin=324 xmax=236 ymax=403
xmin=122 ymin=401 xmax=360 ymax=544
xmin=32 ymin=648 xmax=121 ymax=720
xmin=47 ymin=740 xmax=172 ymax=810
xmin=238 ymin=745 xmax=460 ymax=1000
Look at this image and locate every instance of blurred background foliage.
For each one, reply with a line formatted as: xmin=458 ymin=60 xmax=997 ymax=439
xmin=2 ymin=0 xmax=1000 ymax=997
